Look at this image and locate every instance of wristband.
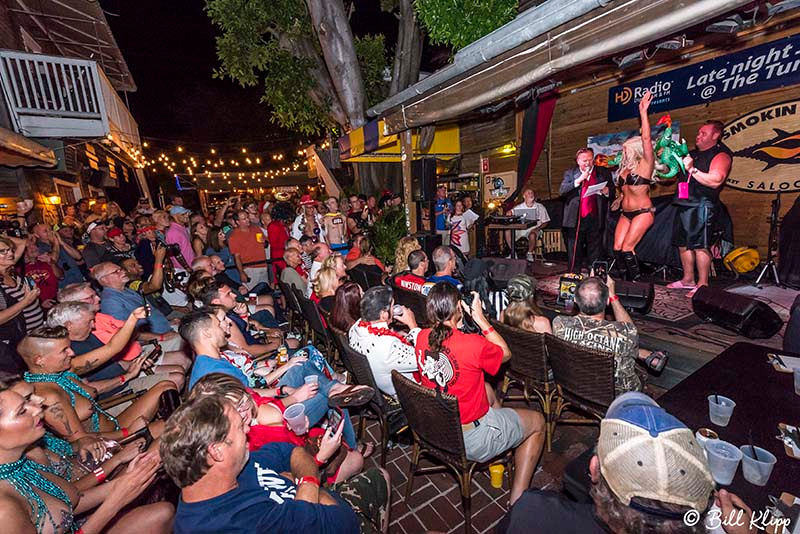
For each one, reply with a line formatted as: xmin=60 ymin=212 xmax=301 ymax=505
xmin=93 ymin=467 xmax=106 ymax=484
xmin=154 ymin=263 xmax=163 ymax=269
xmin=313 ymin=454 xmax=325 ymax=466
xmin=295 ymin=476 xmax=320 ymax=487
xmin=119 ymin=375 xmax=126 ymax=384
xmin=158 ymin=334 xmax=165 ymax=342
xmin=481 ymin=327 xmax=495 ymax=336
xmin=120 ymin=427 xmax=130 ymax=438
xmin=608 ymin=295 xmax=619 ymax=304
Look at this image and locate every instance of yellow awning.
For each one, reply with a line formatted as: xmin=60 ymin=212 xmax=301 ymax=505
xmin=342 ymin=123 xmax=460 ymax=163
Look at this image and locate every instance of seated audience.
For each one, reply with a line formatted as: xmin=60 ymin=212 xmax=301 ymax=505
xmin=0 ymin=375 xmax=173 ymax=533
xmin=308 ymin=242 xmax=332 ymax=295
xmin=426 ymin=246 xmax=462 ymax=289
xmin=329 ymin=282 xmax=362 ymax=333
xmin=345 ymin=235 xmax=384 ymax=272
xmin=103 ymin=227 xmax=135 ymax=263
xmin=321 ymin=253 xmax=347 ymax=282
xmin=120 ymin=253 xmax=175 ymax=319
xmin=393 ymin=250 xmax=428 ymax=293
xmin=501 ymin=274 xmax=552 ymax=334
xmin=498 ymin=392 xmax=753 ymax=534
xmin=415 ymin=283 xmax=546 ymax=505
xmin=313 ymin=267 xmax=341 ymax=314
xmin=19 ymin=326 xmax=175 ymax=443
xmin=281 ymin=247 xmax=308 ymax=296
xmin=161 ymin=395 xmax=390 ymax=533
xmin=81 ymin=221 xmax=107 ymax=268
xmin=298 ymin=235 xmax=315 ymax=272
xmin=349 ymin=286 xmax=419 ymax=397
xmin=190 ymin=373 xmax=366 ymax=483
xmin=93 ymin=261 xmax=185 ymax=353
xmin=461 ymin=258 xmax=507 ymax=320
xmin=552 ymin=276 xmax=667 ymax=396
xmin=393 ymin=236 xmax=421 ymax=274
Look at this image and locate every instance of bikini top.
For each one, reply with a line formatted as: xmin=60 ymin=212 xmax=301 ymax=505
xmin=619 ymin=172 xmax=652 ymax=186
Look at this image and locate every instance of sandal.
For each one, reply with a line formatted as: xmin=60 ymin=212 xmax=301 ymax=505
xmin=666 ymin=280 xmax=695 ymax=289
xmin=357 ymin=441 xmax=375 ymax=459
xmin=328 ymin=385 xmax=375 ymax=408
xmin=645 ymin=350 xmax=669 ymax=373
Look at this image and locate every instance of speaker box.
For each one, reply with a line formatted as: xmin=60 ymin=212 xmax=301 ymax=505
xmin=412 ymin=158 xmax=437 ymax=202
xmin=413 ymin=232 xmax=442 ymax=276
xmin=692 ymin=286 xmax=783 ymax=339
xmin=485 ymin=258 xmax=529 ymax=289
xmin=614 ymin=280 xmax=654 ymax=316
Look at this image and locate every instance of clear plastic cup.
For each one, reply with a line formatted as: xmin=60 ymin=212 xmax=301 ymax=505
xmin=283 ymin=403 xmax=308 ymax=435
xmin=304 ymin=375 xmax=319 ymax=386
xmin=739 ymin=445 xmax=777 ymax=486
xmin=705 ymin=439 xmax=742 ymax=485
xmin=695 ymin=428 xmax=718 ymax=458
xmin=707 ymin=395 xmax=736 ymax=427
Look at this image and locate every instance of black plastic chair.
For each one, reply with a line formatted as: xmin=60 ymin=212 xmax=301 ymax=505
xmin=391 ymin=371 xmax=513 ymax=534
xmin=292 ymin=286 xmax=335 ymax=358
xmin=277 ymin=279 xmax=303 ymax=334
xmin=391 ymin=285 xmax=430 ymax=328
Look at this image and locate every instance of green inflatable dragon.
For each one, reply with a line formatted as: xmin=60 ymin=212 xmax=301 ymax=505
xmin=605 ymin=114 xmax=689 ymax=181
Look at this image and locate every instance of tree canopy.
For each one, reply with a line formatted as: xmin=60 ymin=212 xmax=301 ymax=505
xmin=414 ymin=0 xmax=518 ymax=51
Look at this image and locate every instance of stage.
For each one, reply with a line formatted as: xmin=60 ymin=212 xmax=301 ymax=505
xmin=528 ymin=260 xmax=791 ymax=390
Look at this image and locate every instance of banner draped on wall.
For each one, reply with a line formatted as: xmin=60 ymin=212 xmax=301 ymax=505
xmin=508 ymin=91 xmax=558 ymax=207
xmin=607 ymin=34 xmax=800 ymax=122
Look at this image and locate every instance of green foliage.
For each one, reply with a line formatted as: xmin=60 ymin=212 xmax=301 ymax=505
xmin=371 ymin=207 xmax=408 ymax=266
xmin=414 ymin=0 xmax=517 ymax=50
xmin=354 ymin=35 xmax=388 ymax=108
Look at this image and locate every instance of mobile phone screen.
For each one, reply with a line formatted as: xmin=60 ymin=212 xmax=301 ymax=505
xmin=327 ymin=408 xmax=342 ymax=433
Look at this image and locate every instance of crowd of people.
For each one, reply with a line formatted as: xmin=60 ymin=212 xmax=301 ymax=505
xmin=0 ymin=110 xmax=750 ymax=532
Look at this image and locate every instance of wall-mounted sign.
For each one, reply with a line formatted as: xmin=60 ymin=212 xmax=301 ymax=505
xmin=483 ymin=171 xmax=516 ymax=204
xmin=607 ymin=34 xmax=800 ymax=122
xmin=723 ymin=99 xmax=800 ymax=193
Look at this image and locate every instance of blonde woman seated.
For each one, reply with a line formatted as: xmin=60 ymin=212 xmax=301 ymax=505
xmin=322 ymin=253 xmax=347 ymax=281
xmin=393 ymin=236 xmax=421 ymax=274
xmin=500 ymin=274 xmax=552 ymax=334
xmin=312 ymin=266 xmax=342 ymax=316
xmin=189 ymin=372 xmax=367 ymax=484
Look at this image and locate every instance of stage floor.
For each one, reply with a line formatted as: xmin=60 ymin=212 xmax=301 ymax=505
xmin=527 ymin=260 xmax=791 ymax=390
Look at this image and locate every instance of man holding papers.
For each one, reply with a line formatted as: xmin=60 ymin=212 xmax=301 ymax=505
xmin=560 ymin=147 xmax=615 ymax=272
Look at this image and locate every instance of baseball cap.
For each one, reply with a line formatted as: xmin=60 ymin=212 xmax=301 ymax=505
xmin=169 ymin=206 xmax=191 ymax=216
xmin=597 ymin=392 xmax=714 ymax=513
xmin=506 ymin=274 xmax=536 ymax=301
xmin=107 ymin=227 xmax=123 ymax=238
xmin=84 ymin=221 xmax=103 ymax=236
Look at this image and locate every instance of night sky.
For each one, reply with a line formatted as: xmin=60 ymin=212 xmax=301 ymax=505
xmin=101 ymin=0 xmax=445 ymax=151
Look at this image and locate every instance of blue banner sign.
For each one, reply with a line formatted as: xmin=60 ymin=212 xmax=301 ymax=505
xmin=608 ymin=34 xmax=800 ymax=122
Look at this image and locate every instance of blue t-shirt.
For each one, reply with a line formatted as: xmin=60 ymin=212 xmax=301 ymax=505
xmin=174 ymin=442 xmax=359 ymax=534
xmin=426 ymin=274 xmax=462 ymax=289
xmin=100 ymin=287 xmax=172 ymax=334
xmin=188 ymin=354 xmax=249 ymax=390
xmin=435 ymin=198 xmax=453 ymax=231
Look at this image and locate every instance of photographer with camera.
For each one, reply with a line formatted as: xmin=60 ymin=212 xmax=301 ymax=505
xmin=415 ymin=283 xmax=546 ymax=506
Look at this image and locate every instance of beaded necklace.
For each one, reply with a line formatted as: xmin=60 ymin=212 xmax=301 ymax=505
xmin=0 ymin=457 xmax=74 ymax=532
xmin=24 ymin=372 xmax=119 ymax=432
xmin=42 ymin=432 xmax=74 ymax=480
xmin=357 ymin=320 xmax=413 ymax=346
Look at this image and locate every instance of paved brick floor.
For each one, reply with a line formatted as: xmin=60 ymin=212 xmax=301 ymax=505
xmin=358 ymin=405 xmax=598 ymax=534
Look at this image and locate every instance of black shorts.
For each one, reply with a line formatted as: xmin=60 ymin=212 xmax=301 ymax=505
xmin=673 ymin=201 xmax=714 ymax=250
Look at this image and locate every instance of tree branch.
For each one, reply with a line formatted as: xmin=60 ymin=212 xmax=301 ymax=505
xmin=389 ymin=0 xmax=423 ymax=96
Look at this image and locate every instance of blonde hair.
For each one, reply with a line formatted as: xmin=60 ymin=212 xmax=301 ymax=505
xmin=312 ymin=266 xmax=339 ymax=297
xmin=394 ymin=236 xmax=421 ymax=273
xmin=188 ymin=373 xmax=256 ymax=420
xmin=321 ymin=254 xmax=341 ymax=271
xmin=619 ymin=136 xmax=644 ymax=174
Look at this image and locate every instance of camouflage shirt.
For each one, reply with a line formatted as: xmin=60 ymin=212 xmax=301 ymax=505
xmin=552 ymin=315 xmax=641 ymax=395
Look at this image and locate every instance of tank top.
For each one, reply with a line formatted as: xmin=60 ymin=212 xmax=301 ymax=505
xmin=688 ymin=143 xmax=731 ymax=203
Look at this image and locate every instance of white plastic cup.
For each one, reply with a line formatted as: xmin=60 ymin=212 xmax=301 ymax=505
xmin=283 ymin=403 xmax=308 ymax=435
xmin=705 ymin=439 xmax=742 ymax=485
xmin=739 ymin=445 xmax=777 ymax=486
xmin=304 ymin=375 xmax=319 ymax=386
xmin=695 ymin=428 xmax=718 ymax=458
xmin=707 ymin=395 xmax=736 ymax=427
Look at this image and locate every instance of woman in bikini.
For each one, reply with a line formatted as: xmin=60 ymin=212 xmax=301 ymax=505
xmin=611 ymin=90 xmax=655 ymax=281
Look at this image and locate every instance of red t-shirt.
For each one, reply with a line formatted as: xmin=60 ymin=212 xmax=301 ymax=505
xmin=267 ymin=220 xmax=289 ymax=262
xmin=25 ymin=261 xmax=58 ymax=303
xmin=394 ymin=273 xmax=426 ymax=293
xmin=415 ymin=328 xmax=504 ymax=424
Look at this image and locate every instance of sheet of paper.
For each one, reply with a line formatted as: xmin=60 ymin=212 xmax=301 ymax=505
xmin=774 ymin=355 xmax=800 ymax=371
xmin=583 ymin=182 xmax=607 ymax=197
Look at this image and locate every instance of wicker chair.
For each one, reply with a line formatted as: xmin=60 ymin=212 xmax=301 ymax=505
xmin=391 ymin=371 xmax=512 ymax=534
xmin=544 ymin=334 xmax=616 ymax=441
xmin=391 ymin=285 xmax=430 ymax=328
xmin=293 ymin=287 xmax=335 ymax=360
xmin=339 ymin=345 xmax=405 ymax=467
xmin=491 ymin=320 xmax=556 ymax=451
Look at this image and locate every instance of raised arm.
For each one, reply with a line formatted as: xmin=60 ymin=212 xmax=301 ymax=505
xmin=639 ymin=91 xmax=655 ymax=167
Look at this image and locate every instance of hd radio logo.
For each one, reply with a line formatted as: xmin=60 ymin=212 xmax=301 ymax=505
xmin=724 ymin=99 xmax=800 ymax=193
xmin=609 ymin=81 xmax=673 ymax=115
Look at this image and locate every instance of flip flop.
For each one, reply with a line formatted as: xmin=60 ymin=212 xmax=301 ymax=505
xmin=328 ymin=385 xmax=375 ymax=408
xmin=666 ymin=280 xmax=695 ymax=289
xmin=645 ymin=350 xmax=669 ymax=373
